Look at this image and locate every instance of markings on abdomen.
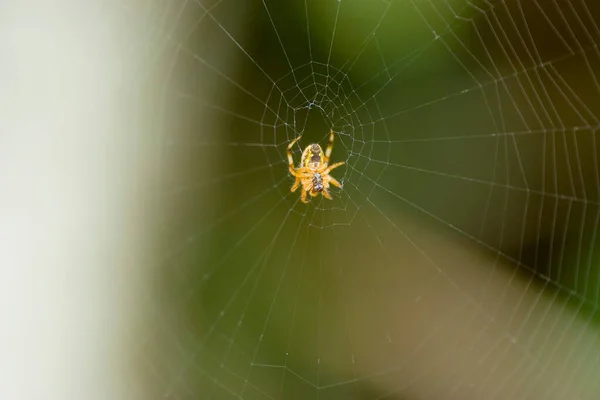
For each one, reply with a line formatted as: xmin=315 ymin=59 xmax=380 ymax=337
xmin=310 ymin=144 xmax=321 ymax=163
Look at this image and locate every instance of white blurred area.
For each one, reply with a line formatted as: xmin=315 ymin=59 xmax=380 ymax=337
xmin=0 ymin=2 xmax=154 ymax=399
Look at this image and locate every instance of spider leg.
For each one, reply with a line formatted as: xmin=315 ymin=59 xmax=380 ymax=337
xmin=290 ymin=166 xmax=310 ymax=177
xmin=301 ymin=188 xmax=309 ymax=203
xmin=328 ymin=176 xmax=342 ymax=188
xmin=290 ymin=177 xmax=301 ymax=192
xmin=324 ymin=161 xmax=345 ymax=174
xmin=287 ymin=134 xmax=303 ymax=171
xmin=323 ymin=129 xmax=335 ymax=164
xmin=322 ymin=188 xmax=333 ymax=200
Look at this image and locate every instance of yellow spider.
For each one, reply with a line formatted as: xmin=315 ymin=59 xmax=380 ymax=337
xmin=287 ymin=130 xmax=345 ymax=203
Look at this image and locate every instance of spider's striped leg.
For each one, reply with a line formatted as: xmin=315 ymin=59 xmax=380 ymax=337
xmin=323 ymin=129 xmax=335 ymax=164
xmin=325 ymin=161 xmax=345 ymax=174
xmin=287 ymin=134 xmax=303 ymax=171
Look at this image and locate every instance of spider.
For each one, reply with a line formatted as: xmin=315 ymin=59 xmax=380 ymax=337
xmin=287 ymin=130 xmax=345 ymax=203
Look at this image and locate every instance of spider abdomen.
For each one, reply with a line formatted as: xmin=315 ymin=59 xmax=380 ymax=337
xmin=302 ymin=143 xmax=324 ymax=169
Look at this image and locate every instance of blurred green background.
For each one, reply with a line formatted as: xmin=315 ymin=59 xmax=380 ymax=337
xmin=150 ymin=1 xmax=600 ymax=399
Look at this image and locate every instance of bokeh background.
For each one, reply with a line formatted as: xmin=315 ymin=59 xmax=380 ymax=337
xmin=3 ymin=1 xmax=600 ymax=400
xmin=152 ymin=1 xmax=600 ymax=399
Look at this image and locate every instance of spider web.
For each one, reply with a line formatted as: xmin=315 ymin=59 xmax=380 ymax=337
xmin=145 ymin=0 xmax=600 ymax=399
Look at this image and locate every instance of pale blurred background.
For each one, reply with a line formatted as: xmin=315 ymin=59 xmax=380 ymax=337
xmin=2 ymin=1 xmax=600 ymax=400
